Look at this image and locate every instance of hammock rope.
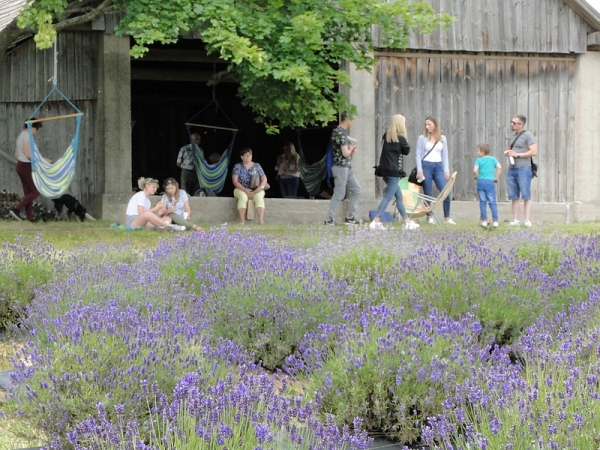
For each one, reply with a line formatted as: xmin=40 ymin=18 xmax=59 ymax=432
xmin=295 ymin=129 xmax=331 ymax=196
xmin=185 ymin=99 xmax=238 ymax=196
xmin=27 ymin=40 xmax=83 ymax=199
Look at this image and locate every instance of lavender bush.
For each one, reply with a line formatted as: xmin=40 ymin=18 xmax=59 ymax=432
xmin=0 ymin=234 xmax=68 ymax=328
xmin=286 ymin=304 xmax=489 ymax=444
xmin=5 ymin=227 xmax=600 ymax=449
xmin=154 ymin=231 xmax=358 ymax=370
xmin=422 ymin=286 xmax=600 ymax=449
xmin=69 ymin=368 xmax=371 ymax=450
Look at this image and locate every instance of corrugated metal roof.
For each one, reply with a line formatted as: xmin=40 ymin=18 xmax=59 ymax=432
xmin=0 ymin=0 xmax=28 ymax=33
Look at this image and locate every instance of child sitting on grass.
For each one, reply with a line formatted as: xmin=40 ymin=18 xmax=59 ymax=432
xmin=474 ymin=143 xmax=502 ymax=228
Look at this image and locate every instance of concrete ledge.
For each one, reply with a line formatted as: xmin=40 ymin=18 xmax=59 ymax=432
xmin=102 ymin=193 xmax=598 ymax=225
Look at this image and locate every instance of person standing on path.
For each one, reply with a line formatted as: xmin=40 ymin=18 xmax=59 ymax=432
xmin=325 ymin=111 xmax=361 ymax=225
xmin=503 ymin=114 xmax=537 ymax=227
xmin=369 ymin=113 xmax=419 ymax=231
xmin=415 ymin=116 xmax=455 ymax=225
xmin=474 ymin=143 xmax=502 ymax=228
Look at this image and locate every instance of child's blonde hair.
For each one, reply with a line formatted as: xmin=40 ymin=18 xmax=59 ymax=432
xmin=477 ymin=143 xmax=491 ymax=155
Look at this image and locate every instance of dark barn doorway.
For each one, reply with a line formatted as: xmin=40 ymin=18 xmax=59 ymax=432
xmin=130 ymin=39 xmax=332 ymax=198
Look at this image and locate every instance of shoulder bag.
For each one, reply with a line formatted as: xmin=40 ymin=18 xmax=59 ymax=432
xmin=408 ymin=140 xmax=438 ymax=186
xmin=509 ymin=131 xmax=537 ymax=177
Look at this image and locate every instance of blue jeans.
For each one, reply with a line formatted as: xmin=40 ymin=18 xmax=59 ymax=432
xmin=327 ymin=166 xmax=361 ymax=220
xmin=279 ymin=176 xmax=299 ymax=198
xmin=477 ymin=180 xmax=498 ymax=221
xmin=507 ymin=166 xmax=532 ymax=200
xmin=374 ymin=176 xmax=407 ymax=220
xmin=421 ymin=161 xmax=451 ymax=218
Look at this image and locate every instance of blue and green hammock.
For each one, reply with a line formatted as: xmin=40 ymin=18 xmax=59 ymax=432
xmin=185 ymin=100 xmax=238 ymax=196
xmin=186 ymin=123 xmax=237 ymax=196
xmin=27 ymin=83 xmax=83 ymax=199
xmin=295 ymin=129 xmax=332 ymax=196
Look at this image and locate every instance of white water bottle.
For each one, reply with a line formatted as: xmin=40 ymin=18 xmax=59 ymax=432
xmin=509 ymin=156 xmax=515 ymax=165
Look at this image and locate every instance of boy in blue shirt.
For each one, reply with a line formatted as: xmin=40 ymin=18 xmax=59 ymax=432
xmin=474 ymin=143 xmax=502 ymax=228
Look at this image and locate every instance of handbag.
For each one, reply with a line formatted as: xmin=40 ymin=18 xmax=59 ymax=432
xmin=249 ymin=165 xmax=270 ymax=190
xmin=408 ymin=140 xmax=438 ymax=186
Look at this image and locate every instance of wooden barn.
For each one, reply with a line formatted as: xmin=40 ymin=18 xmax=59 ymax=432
xmin=1 ymin=0 xmax=600 ymax=222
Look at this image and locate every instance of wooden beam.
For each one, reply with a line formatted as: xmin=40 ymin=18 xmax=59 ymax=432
xmin=374 ymin=51 xmax=576 ymax=62
xmin=588 ymin=31 xmax=600 ymax=51
xmin=131 ymin=66 xmax=236 ymax=83
xmin=138 ymin=48 xmax=226 ymax=64
xmin=25 ymin=112 xmax=84 ymax=124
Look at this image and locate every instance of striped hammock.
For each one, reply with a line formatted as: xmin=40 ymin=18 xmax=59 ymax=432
xmin=296 ymin=130 xmax=331 ymax=196
xmin=29 ymin=115 xmax=81 ymax=199
xmin=28 ymin=83 xmax=83 ymax=199
xmin=191 ymin=129 xmax=236 ymax=196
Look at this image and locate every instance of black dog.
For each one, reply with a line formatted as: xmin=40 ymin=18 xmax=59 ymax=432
xmin=52 ymin=194 xmax=91 ymax=222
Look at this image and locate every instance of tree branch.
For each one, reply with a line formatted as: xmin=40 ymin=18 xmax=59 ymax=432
xmin=54 ymin=0 xmax=115 ymax=32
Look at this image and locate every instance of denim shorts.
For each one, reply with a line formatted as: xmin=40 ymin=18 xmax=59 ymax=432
xmin=507 ymin=166 xmax=532 ymax=200
xmin=125 ymin=214 xmax=137 ymax=228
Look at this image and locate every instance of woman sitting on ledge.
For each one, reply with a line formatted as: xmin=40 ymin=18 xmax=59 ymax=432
xmin=232 ymin=148 xmax=268 ymax=224
xmin=125 ymin=177 xmax=184 ymax=231
xmin=160 ymin=178 xmax=203 ymax=232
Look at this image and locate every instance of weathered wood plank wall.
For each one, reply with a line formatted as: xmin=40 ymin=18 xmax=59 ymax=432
xmin=375 ymin=53 xmax=576 ymax=203
xmin=374 ymin=0 xmax=589 ymax=54
xmin=0 ymin=31 xmax=101 ymax=214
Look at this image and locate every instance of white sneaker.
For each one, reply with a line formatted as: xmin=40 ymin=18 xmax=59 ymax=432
xmin=369 ymin=221 xmax=385 ymax=231
xmin=171 ymin=225 xmax=186 ymax=231
xmin=492 ymin=221 xmax=499 ymax=228
xmin=428 ymin=217 xmax=436 ymax=225
xmin=404 ymin=221 xmax=420 ymax=230
xmin=480 ymin=221 xmax=488 ymax=228
xmin=445 ymin=218 xmax=457 ymax=225
xmin=524 ymin=220 xmax=532 ymax=227
xmin=508 ymin=219 xmax=520 ymax=226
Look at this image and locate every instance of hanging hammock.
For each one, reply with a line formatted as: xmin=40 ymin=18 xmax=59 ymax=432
xmin=295 ymin=129 xmax=332 ymax=196
xmin=185 ymin=100 xmax=237 ymax=196
xmin=27 ymin=83 xmax=83 ymax=199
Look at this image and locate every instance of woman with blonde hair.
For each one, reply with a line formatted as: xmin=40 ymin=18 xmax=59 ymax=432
xmin=275 ymin=141 xmax=301 ymax=198
xmin=415 ymin=116 xmax=455 ymax=224
xmin=160 ymin=178 xmax=204 ymax=232
xmin=370 ymin=114 xmax=419 ymax=230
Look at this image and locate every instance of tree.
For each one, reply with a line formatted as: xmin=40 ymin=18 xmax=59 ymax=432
xmin=8 ymin=0 xmax=452 ymax=132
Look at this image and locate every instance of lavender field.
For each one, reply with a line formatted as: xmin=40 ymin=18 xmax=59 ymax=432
xmin=2 ymin=226 xmax=600 ymax=449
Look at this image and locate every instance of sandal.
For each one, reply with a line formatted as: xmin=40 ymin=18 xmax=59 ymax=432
xmin=192 ymin=224 xmax=204 ymax=232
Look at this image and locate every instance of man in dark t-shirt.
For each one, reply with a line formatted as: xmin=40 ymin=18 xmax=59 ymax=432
xmin=325 ymin=111 xmax=361 ymax=225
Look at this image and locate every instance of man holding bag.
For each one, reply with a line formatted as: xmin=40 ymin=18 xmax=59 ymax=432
xmin=324 ymin=111 xmax=361 ymax=225
xmin=504 ymin=114 xmax=537 ymax=227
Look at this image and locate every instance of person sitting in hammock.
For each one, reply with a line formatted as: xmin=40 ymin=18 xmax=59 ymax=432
xmin=125 ymin=177 xmax=185 ymax=231
xmin=10 ymin=119 xmax=53 ymax=222
xmin=159 ymin=178 xmax=204 ymax=232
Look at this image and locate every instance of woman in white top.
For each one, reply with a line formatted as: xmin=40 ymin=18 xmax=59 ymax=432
xmin=125 ymin=177 xmax=184 ymax=230
xmin=160 ymin=178 xmax=203 ymax=232
xmin=10 ymin=119 xmax=52 ymax=222
xmin=415 ymin=116 xmax=455 ymax=224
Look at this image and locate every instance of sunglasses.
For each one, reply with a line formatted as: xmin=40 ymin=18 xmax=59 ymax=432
xmin=510 ymin=121 xmax=522 ymax=125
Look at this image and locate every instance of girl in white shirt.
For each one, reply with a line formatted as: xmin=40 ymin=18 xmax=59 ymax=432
xmin=160 ymin=178 xmax=203 ymax=232
xmin=125 ymin=177 xmax=184 ymax=230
